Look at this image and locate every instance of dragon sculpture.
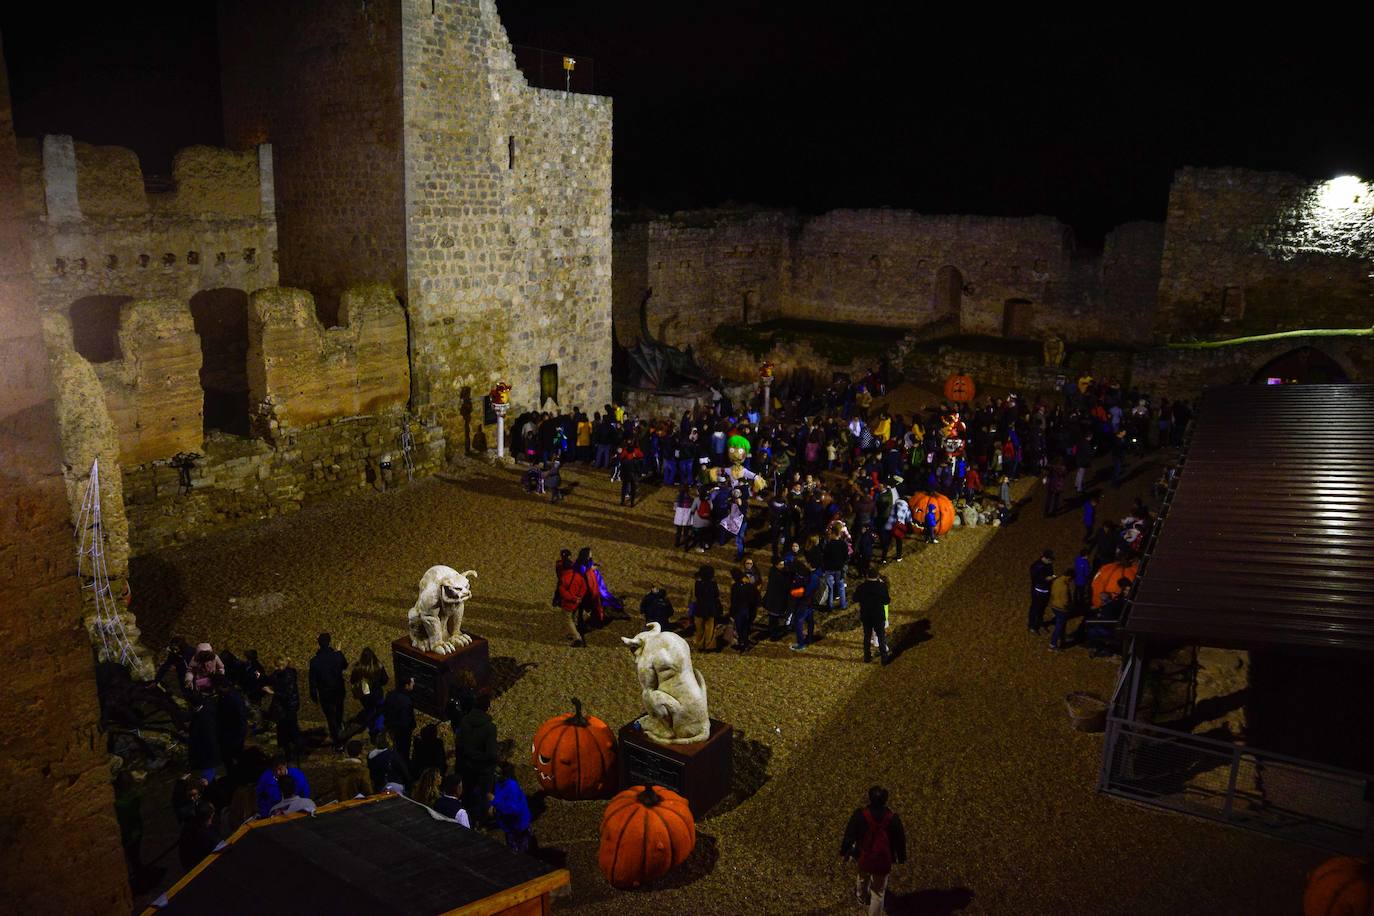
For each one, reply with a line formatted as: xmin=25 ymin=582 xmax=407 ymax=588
xmin=623 ymin=288 xmax=713 ymax=390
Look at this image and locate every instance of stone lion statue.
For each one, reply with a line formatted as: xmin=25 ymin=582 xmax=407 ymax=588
xmin=620 ymin=622 xmax=710 ymax=745
xmin=407 ymin=565 xmax=477 ymax=656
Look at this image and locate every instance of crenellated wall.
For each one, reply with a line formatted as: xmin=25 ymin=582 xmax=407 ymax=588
xmin=19 ymin=136 xmax=278 ymax=320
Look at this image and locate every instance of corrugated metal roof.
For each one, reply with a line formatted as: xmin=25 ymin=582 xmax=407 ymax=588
xmin=1126 ymin=384 xmax=1374 ymax=653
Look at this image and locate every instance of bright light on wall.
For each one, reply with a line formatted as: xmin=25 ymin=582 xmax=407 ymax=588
xmin=1315 ymin=175 xmax=1368 ymax=211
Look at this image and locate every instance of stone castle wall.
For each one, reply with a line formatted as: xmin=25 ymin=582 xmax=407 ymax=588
xmin=1157 ymin=167 xmax=1374 ymax=341
xmin=218 ymin=0 xmax=614 ymax=425
xmin=0 ymin=35 xmax=132 ymax=915
xmin=613 ymin=208 xmax=1166 ymax=364
xmin=398 ymin=0 xmax=613 ymax=419
xmin=218 ymin=0 xmax=407 ymax=312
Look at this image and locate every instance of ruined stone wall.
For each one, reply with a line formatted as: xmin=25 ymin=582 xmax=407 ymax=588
xmin=399 ymin=0 xmax=613 ymax=420
xmin=77 ymin=300 xmax=204 ymax=467
xmin=621 ymin=211 xmax=791 ymax=350
xmin=1103 ymin=221 xmax=1166 ymax=345
xmin=612 ymin=209 xmax=1162 ymax=350
xmin=123 ymin=412 xmax=446 ymax=553
xmin=1157 ymin=167 xmax=1374 ymax=341
xmin=247 ymin=285 xmax=409 ymax=433
xmin=218 ymin=0 xmax=406 ymax=309
xmin=0 ymin=36 xmax=132 ymax=915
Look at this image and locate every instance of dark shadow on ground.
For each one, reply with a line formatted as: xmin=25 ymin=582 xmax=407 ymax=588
xmin=887 ymin=886 xmax=976 ymax=915
xmin=888 ymin=618 xmax=933 ymax=660
xmin=489 ymin=655 xmax=536 ymax=699
xmin=702 ymin=729 xmax=772 ymax=820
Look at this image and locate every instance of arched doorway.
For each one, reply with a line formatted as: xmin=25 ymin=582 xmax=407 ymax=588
xmin=934 ymin=266 xmax=962 ymax=318
xmin=190 ymin=289 xmax=252 ymax=437
xmin=1251 ymin=347 xmax=1349 ymax=385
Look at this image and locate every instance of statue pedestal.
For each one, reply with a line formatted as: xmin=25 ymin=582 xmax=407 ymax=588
xmin=391 ymin=636 xmax=491 ymax=719
xmin=617 ymin=718 xmax=733 ymax=817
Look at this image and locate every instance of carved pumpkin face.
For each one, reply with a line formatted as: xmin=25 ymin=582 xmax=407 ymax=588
xmin=531 ymin=698 xmax=617 ymax=800
xmin=598 ymin=785 xmax=696 ymax=889
xmin=943 ymin=373 xmax=976 ymax=403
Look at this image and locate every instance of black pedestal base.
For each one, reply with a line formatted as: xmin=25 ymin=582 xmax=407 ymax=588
xmin=618 ymin=718 xmax=733 ymax=817
xmin=391 ymin=636 xmax=491 ymax=719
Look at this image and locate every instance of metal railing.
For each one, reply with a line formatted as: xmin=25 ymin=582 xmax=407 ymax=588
xmin=1100 ymin=716 xmax=1373 ymax=854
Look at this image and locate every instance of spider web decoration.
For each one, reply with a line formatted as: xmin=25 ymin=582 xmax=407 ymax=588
xmin=74 ymin=458 xmax=137 ymax=668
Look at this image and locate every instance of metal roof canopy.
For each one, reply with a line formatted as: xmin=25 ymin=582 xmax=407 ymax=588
xmin=1126 ymin=384 xmax=1374 ymax=654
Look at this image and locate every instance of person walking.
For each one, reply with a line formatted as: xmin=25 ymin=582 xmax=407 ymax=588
xmin=265 ymin=655 xmax=302 ymax=762
xmin=1082 ymin=494 xmax=1100 ymax=543
xmin=693 ymin=564 xmax=723 ymax=652
xmin=349 ymin=647 xmax=389 ymax=740
xmin=618 ymin=439 xmax=644 ymax=506
xmin=308 ymin=632 xmax=348 ymax=750
xmin=1028 ymin=549 xmax=1054 ymax=634
xmin=854 ymin=568 xmax=891 ymax=664
xmin=820 ymin=528 xmax=850 ymax=610
xmin=730 ymin=567 xmax=761 ymax=651
xmin=1048 ymin=566 xmax=1074 ymax=651
xmin=840 ymin=785 xmax=907 ymax=916
xmin=382 ymin=675 xmax=417 ymax=765
xmin=1073 ymin=432 xmax=1094 ymax=493
xmin=1043 ymin=459 xmax=1066 ymax=517
xmin=763 ymin=558 xmax=791 ymax=641
xmin=556 ymin=557 xmax=587 ymax=647
xmin=790 ymin=561 xmax=821 ymax=652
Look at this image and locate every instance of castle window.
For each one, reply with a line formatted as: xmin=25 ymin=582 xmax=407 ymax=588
xmin=508 ymin=136 xmax=516 ymax=170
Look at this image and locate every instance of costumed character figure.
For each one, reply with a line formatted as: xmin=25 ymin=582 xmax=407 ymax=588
xmin=620 ymin=622 xmax=710 ymax=745
xmin=575 ymin=547 xmax=623 ymax=626
xmin=724 ymin=434 xmax=767 ymax=497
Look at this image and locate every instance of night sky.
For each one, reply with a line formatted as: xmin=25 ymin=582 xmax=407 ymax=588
xmin=4 ymin=3 xmax=1371 ymax=244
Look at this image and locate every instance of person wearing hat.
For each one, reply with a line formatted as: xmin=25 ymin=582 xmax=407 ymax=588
xmin=1028 ymin=549 xmax=1055 ymax=634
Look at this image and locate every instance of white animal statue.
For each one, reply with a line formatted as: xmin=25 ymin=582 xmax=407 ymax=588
xmin=620 ymin=622 xmax=710 ymax=745
xmin=407 ymin=565 xmax=477 ymax=655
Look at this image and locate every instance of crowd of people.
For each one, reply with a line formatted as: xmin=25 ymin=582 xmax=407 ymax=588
xmin=530 ymin=368 xmax=1183 ymax=666
xmin=117 ymin=629 xmax=534 ymax=885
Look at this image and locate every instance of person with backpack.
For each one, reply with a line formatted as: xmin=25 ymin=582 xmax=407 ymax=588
xmin=840 ymin=785 xmax=908 ymax=916
xmin=556 ymin=555 xmax=588 ymax=647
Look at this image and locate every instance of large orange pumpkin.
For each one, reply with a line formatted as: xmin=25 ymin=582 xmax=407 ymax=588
xmin=531 ymin=697 xmax=617 ymax=799
xmin=907 ymin=491 xmax=955 ymax=537
xmin=598 ymin=785 xmax=696 ymax=889
xmin=1304 ymin=856 xmax=1373 ymax=916
xmin=1091 ymin=561 xmax=1138 ymax=609
xmin=943 ymin=373 xmax=976 ymax=404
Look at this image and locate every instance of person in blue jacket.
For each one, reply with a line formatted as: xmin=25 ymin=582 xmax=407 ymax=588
xmin=924 ymin=503 xmax=939 ymax=544
xmin=255 ymin=757 xmax=311 ymax=819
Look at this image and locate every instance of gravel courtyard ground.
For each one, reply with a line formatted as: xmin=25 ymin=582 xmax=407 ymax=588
xmin=131 ymin=441 xmax=1322 ymax=915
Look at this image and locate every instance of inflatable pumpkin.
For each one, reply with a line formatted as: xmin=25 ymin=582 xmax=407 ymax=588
xmin=1304 ymin=856 xmax=1373 ymax=916
xmin=531 ymin=697 xmax=617 ymax=799
xmin=907 ymin=491 xmax=955 ymax=538
xmin=598 ymin=785 xmax=695 ymax=889
xmin=1091 ymin=561 xmax=1138 ymax=609
xmin=943 ymin=373 xmax=976 ymax=404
